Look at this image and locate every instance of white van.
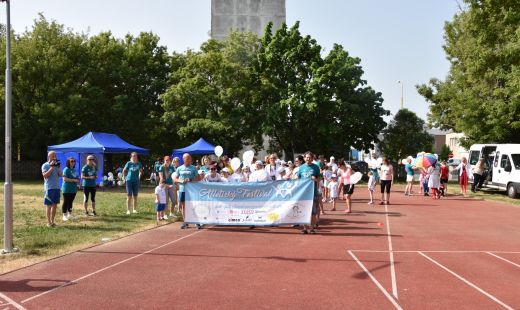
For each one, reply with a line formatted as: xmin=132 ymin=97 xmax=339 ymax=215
xmin=468 ymin=144 xmax=520 ymax=198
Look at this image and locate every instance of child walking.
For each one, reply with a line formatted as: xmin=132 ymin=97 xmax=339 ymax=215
xmin=327 ymin=174 xmax=339 ymax=211
xmin=367 ymin=171 xmax=376 ymax=204
xmin=154 ymin=180 xmax=167 ymax=222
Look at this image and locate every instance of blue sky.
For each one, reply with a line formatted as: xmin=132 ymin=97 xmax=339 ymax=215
xmin=6 ymin=0 xmax=460 ymax=122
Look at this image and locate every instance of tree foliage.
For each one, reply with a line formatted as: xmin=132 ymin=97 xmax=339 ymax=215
xmin=417 ymin=0 xmax=520 ymax=147
xmin=0 ymin=15 xmax=171 ymax=159
xmin=379 ymin=109 xmax=434 ymax=161
xmin=256 ymin=22 xmax=389 ymax=159
xmin=0 ymin=16 xmax=387 ymax=161
xmin=161 ymin=32 xmax=262 ymax=155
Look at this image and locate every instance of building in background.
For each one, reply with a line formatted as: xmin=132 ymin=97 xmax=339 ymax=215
xmin=446 ymin=132 xmax=468 ymax=159
xmin=427 ymin=128 xmax=448 ymax=155
xmin=211 ymin=0 xmax=286 ymax=40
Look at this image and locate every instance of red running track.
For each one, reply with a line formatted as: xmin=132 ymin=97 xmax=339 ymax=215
xmin=1 ymin=186 xmax=520 ymax=309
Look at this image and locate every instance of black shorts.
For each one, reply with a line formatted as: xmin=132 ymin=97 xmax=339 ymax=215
xmin=343 ymin=184 xmax=355 ymax=195
xmin=83 ymin=186 xmax=96 ymax=202
xmin=440 ymin=178 xmax=448 ymax=184
xmin=380 ymin=180 xmax=392 ymax=194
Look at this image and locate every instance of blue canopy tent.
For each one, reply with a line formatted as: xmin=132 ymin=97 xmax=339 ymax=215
xmin=48 ymin=132 xmax=149 ymax=186
xmin=172 ymin=138 xmax=216 ymax=163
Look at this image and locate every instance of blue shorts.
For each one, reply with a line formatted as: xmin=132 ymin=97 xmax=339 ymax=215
xmin=126 ymin=181 xmax=140 ymax=196
xmin=179 ymin=192 xmax=186 ymax=203
xmin=44 ymin=189 xmax=60 ymax=206
xmin=156 ymin=203 xmax=166 ymax=212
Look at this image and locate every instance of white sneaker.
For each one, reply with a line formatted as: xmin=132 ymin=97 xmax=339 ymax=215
xmin=163 ymin=215 xmax=168 ymax=220
xmin=132 ymin=209 xmax=138 ymax=214
xmin=368 ymin=201 xmax=374 ymax=205
xmin=66 ymin=213 xmax=73 ymax=219
xmin=62 ymin=215 xmax=68 ymax=221
xmin=126 ymin=210 xmax=131 ymax=215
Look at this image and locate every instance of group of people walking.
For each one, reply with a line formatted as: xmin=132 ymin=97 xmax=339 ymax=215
xmin=41 ymin=150 xmax=400 ymax=230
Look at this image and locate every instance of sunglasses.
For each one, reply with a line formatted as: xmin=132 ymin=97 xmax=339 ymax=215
xmin=210 ymin=168 xmax=216 ymax=170
xmin=70 ymin=160 xmax=76 ymax=162
xmin=88 ymin=158 xmax=94 ymax=161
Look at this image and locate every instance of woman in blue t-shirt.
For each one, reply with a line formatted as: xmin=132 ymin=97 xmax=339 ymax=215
xmin=82 ymin=155 xmax=98 ymax=216
xmin=61 ymin=157 xmax=80 ymax=221
xmin=123 ymin=152 xmax=143 ymax=214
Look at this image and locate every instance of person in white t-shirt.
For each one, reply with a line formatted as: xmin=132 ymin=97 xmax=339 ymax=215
xmin=265 ymin=153 xmax=281 ymax=181
xmin=249 ymin=161 xmax=269 ymax=182
xmin=323 ymin=164 xmax=333 ymax=202
xmin=204 ymin=165 xmax=224 ymax=182
xmin=327 ymin=174 xmax=339 ymax=211
xmin=229 ymin=166 xmax=247 ymax=183
xmin=220 ymin=168 xmax=231 ymax=182
xmin=367 ymin=171 xmax=376 ymax=204
xmin=154 ymin=180 xmax=167 ymax=222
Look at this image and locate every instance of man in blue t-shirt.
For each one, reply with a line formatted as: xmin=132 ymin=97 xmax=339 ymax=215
xmin=174 ymin=153 xmax=200 ymax=229
xmin=42 ymin=151 xmax=63 ymax=227
xmin=296 ymin=151 xmax=322 ymax=234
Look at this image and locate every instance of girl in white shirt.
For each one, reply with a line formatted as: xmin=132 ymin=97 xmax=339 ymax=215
xmin=327 ymin=174 xmax=339 ymax=211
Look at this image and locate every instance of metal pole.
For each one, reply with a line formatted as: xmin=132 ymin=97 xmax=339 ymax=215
xmin=3 ymin=0 xmax=14 ymax=254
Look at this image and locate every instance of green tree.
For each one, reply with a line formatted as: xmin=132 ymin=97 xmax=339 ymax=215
xmin=162 ymin=31 xmax=262 ymax=155
xmin=0 ymin=15 xmax=89 ymax=159
xmin=417 ymin=0 xmax=520 ymax=148
xmin=256 ymin=22 xmax=388 ymax=159
xmin=0 ymin=16 xmax=171 ymax=159
xmin=379 ymin=109 xmax=434 ymax=161
xmin=439 ymin=144 xmax=452 ymax=161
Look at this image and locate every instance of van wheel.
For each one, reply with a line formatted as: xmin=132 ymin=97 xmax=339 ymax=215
xmin=507 ymin=183 xmax=519 ymax=199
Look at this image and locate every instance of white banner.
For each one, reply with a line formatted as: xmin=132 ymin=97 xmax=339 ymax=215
xmin=184 ymin=179 xmax=314 ymax=226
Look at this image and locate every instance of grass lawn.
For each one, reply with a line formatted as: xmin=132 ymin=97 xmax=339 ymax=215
xmin=0 ymin=181 xmax=178 ymax=274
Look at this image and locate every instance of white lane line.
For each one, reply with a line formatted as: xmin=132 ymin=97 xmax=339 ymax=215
xmin=0 ymin=292 xmax=26 ymax=310
xmin=21 ymin=230 xmax=203 ymax=304
xmin=487 ymin=252 xmax=520 ymax=269
xmin=348 ymin=251 xmax=403 ymax=310
xmin=418 ymin=251 xmax=514 ymax=310
xmin=384 ymin=204 xmax=398 ymax=299
xmin=350 ymin=250 xmax=520 ymax=254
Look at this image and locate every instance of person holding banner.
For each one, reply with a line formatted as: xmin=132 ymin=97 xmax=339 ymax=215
xmin=296 ymin=151 xmax=321 ymax=234
xmin=249 ymin=161 xmax=269 ymax=182
xmin=265 ymin=153 xmax=281 ymax=181
xmin=174 ymin=153 xmax=201 ymax=229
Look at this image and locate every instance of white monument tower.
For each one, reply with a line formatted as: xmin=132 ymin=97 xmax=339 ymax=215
xmin=211 ymin=0 xmax=286 ymax=40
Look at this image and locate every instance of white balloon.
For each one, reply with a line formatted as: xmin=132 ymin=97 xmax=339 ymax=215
xmin=350 ymin=172 xmax=363 ymax=184
xmin=242 ymin=150 xmax=254 ymax=167
xmin=401 ymin=159 xmax=408 ymax=165
xmin=214 ymin=145 xmax=223 ymax=157
xmin=230 ymin=157 xmax=241 ymax=171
